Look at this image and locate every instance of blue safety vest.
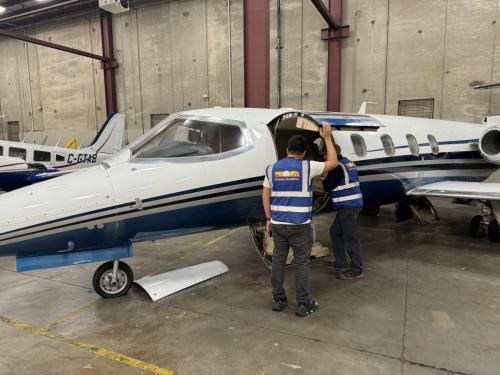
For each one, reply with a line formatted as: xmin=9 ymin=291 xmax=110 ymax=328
xmin=330 ymin=157 xmax=363 ymax=208
xmin=267 ymin=157 xmax=313 ymax=224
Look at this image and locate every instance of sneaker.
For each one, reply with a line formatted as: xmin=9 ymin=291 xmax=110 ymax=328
xmin=326 ymin=262 xmax=349 ymax=272
xmin=337 ymin=270 xmax=364 ymax=280
xmin=295 ymin=299 xmax=319 ymax=317
xmin=272 ymin=298 xmax=287 ymax=312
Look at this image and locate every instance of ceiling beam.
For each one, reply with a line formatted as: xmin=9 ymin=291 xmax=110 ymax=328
xmin=310 ymin=0 xmax=340 ymax=30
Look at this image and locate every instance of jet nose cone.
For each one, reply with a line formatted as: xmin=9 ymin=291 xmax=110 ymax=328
xmin=0 ymin=165 xmax=115 ymax=254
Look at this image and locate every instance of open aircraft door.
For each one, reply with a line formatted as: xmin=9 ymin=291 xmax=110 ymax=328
xmin=249 ymin=112 xmax=332 ymax=268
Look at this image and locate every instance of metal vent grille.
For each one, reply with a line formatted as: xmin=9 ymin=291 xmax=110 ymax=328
xmin=398 ymin=99 xmax=434 ymax=119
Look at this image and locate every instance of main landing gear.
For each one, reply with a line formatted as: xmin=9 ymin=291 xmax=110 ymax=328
xmin=92 ymin=260 xmax=134 ymax=298
xmin=468 ymin=205 xmax=500 ymax=242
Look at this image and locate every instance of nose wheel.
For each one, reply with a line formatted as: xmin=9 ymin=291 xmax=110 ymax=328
xmin=92 ymin=260 xmax=133 ymax=298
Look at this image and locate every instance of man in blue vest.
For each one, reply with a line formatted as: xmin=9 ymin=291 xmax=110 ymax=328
xmin=262 ymin=122 xmax=338 ymax=317
xmin=323 ymin=143 xmax=364 ymax=280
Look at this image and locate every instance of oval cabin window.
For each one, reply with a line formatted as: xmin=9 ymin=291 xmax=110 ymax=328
xmin=406 ymin=134 xmax=419 ymax=156
xmin=427 ymin=134 xmax=439 ymax=154
xmin=380 ymin=134 xmax=395 ymax=155
xmin=351 ymin=134 xmax=367 ymax=157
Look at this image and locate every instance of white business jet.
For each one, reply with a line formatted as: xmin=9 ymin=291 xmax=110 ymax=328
xmin=0 ymin=107 xmax=497 ymax=298
xmin=0 ymin=113 xmax=126 ymax=192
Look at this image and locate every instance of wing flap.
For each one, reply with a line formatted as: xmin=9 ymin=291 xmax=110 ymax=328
xmin=408 ymin=181 xmax=500 ymax=201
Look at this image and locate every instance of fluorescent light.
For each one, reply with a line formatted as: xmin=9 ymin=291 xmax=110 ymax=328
xmin=0 ymin=6 xmax=6 ymax=14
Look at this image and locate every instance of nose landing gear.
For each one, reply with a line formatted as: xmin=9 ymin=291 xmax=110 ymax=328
xmin=92 ymin=260 xmax=133 ymax=298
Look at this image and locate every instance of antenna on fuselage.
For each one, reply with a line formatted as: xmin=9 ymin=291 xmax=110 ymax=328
xmin=358 ymin=102 xmax=377 ymax=114
xmin=473 ymin=82 xmax=500 ymax=90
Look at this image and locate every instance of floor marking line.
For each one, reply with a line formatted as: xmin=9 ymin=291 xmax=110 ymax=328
xmin=0 ymin=315 xmax=174 ymax=375
xmin=45 ymin=300 xmax=99 ymax=330
xmin=201 ymin=227 xmax=241 ymax=248
xmin=165 ymin=227 xmax=241 ymax=268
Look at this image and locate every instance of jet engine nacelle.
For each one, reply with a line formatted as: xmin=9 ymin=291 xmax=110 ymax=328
xmin=479 ymin=125 xmax=500 ymax=164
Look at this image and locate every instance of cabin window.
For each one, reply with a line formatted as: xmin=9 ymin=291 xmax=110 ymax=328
xmin=9 ymin=147 xmax=27 ymax=160
xmin=56 ymin=154 xmax=65 ymax=162
xmin=427 ymin=134 xmax=439 ymax=154
xmin=34 ymin=150 xmax=51 ymax=162
xmin=406 ymin=134 xmax=419 ymax=156
xmin=380 ymin=134 xmax=395 ymax=155
xmin=133 ymin=118 xmax=246 ymax=159
xmin=0 ymin=146 xmax=3 ymax=156
xmin=351 ymin=134 xmax=367 ymax=157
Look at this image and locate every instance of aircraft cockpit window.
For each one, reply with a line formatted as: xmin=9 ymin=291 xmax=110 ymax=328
xmin=427 ymin=134 xmax=439 ymax=154
xmin=133 ymin=118 xmax=245 ymax=159
xmin=351 ymin=134 xmax=367 ymax=157
xmin=380 ymin=134 xmax=395 ymax=155
xmin=9 ymin=147 xmax=27 ymax=160
xmin=406 ymin=134 xmax=419 ymax=156
xmin=34 ymin=150 xmax=51 ymax=162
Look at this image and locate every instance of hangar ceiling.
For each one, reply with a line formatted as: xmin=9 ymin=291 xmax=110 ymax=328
xmin=0 ymin=0 xmax=98 ymax=28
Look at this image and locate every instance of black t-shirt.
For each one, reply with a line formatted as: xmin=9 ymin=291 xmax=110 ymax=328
xmin=323 ymin=164 xmax=344 ymax=192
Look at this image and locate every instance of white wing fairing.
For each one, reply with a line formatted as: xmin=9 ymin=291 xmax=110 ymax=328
xmin=408 ymin=181 xmax=500 ymax=201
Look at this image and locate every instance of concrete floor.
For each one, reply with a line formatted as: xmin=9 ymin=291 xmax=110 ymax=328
xmin=0 ymin=198 xmax=499 ymax=374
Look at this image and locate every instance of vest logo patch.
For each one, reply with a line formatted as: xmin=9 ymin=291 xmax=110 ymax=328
xmin=275 ymin=170 xmax=301 ymax=179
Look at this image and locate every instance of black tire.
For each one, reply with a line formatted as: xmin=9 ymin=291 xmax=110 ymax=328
xmin=92 ymin=261 xmax=133 ymax=298
xmin=488 ymin=220 xmax=500 ymax=242
xmin=469 ymin=215 xmax=487 ymax=238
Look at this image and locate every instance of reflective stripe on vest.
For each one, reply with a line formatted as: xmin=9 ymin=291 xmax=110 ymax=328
xmin=269 ymin=158 xmax=313 ymax=224
xmin=330 ymin=157 xmax=363 ymax=208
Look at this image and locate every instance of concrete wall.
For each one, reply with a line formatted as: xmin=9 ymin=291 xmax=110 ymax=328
xmin=1 ymin=0 xmax=500 ymax=146
xmin=0 ymin=0 xmax=245 ymax=145
xmin=112 ymin=0 xmax=244 ymax=142
xmin=342 ymin=0 xmax=500 ymax=122
xmin=0 ymin=16 xmax=106 ymax=145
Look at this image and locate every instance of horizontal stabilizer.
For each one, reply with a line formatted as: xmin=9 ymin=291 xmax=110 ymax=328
xmin=135 ymin=260 xmax=229 ymax=301
xmin=408 ymin=181 xmax=500 ymax=201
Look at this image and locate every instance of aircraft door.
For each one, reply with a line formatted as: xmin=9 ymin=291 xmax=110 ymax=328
xmin=269 ymin=113 xmax=331 ymax=214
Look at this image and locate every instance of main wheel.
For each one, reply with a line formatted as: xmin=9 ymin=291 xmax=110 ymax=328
xmin=469 ymin=215 xmax=487 ymax=238
xmin=92 ymin=261 xmax=133 ymax=298
xmin=488 ymin=220 xmax=500 ymax=242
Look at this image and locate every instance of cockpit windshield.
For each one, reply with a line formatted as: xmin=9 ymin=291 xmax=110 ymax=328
xmin=132 ymin=117 xmax=246 ymax=159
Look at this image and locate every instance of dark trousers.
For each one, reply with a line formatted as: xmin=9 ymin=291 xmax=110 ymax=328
xmin=271 ymin=223 xmax=313 ymax=305
xmin=330 ymin=206 xmax=363 ymax=274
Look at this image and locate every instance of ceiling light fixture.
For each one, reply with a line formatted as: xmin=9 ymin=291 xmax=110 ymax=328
xmin=0 ymin=6 xmax=6 ymax=14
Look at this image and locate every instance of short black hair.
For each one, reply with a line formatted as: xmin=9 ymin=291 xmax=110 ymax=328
xmin=287 ymin=135 xmax=307 ymax=154
xmin=334 ymin=143 xmax=342 ymax=156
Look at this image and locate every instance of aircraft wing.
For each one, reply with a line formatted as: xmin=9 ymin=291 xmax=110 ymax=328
xmin=408 ymin=181 xmax=500 ymax=201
